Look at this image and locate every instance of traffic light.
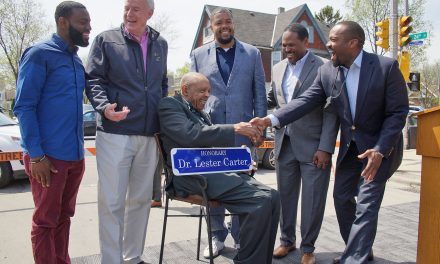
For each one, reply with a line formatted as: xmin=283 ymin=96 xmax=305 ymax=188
xmin=408 ymin=72 xmax=420 ymax=91
xmin=398 ymin=51 xmax=410 ymax=82
xmin=376 ymin=19 xmax=389 ymax=50
xmin=399 ymin=16 xmax=413 ymax=47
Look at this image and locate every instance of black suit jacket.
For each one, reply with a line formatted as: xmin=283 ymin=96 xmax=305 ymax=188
xmin=274 ymin=51 xmax=409 ymax=182
xmin=158 ymin=95 xmax=246 ymax=197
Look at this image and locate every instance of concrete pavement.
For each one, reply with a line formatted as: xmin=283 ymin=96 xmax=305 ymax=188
xmin=0 ymin=149 xmax=422 ymax=263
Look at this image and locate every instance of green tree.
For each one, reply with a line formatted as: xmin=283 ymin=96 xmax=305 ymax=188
xmin=417 ymin=61 xmax=440 ymax=108
xmin=175 ymin=62 xmax=190 ymax=78
xmin=345 ymin=0 xmax=432 ymax=67
xmin=315 ymin=5 xmax=343 ymax=26
xmin=149 ymin=12 xmax=179 ymax=49
xmin=0 ymin=0 xmax=49 ymax=85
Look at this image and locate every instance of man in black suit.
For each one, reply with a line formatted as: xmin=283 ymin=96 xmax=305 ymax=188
xmin=158 ymin=72 xmax=280 ymax=264
xmin=251 ymin=21 xmax=409 ymax=263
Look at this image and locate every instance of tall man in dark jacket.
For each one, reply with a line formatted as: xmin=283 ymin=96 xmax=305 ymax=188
xmin=158 ymin=72 xmax=280 ymax=264
xmin=252 ymin=21 xmax=409 ymax=263
xmin=85 ymin=0 xmax=167 ymax=263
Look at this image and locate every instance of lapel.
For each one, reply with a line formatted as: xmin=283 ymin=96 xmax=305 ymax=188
xmin=276 ymin=59 xmax=288 ymax=106
xmin=226 ymin=39 xmax=244 ymax=89
xmin=207 ymin=42 xmax=227 ymax=89
xmin=354 ymin=51 xmax=374 ymax=122
xmin=292 ymin=52 xmax=315 ymax=99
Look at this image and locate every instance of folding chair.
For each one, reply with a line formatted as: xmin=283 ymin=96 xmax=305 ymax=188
xmin=155 ymin=133 xmax=219 ymax=264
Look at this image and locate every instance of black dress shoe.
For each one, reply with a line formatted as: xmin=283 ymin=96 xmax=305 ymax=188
xmin=333 ymin=250 xmax=374 ymax=263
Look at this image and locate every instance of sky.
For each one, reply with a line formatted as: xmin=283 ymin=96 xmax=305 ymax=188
xmin=36 ymin=0 xmax=440 ymax=71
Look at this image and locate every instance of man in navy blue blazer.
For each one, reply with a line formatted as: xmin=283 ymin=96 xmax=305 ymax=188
xmin=252 ymin=21 xmax=409 ymax=263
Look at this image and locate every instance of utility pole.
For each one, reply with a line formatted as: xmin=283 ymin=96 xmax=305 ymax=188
xmin=390 ymin=0 xmax=398 ymax=59
xmin=404 ymin=0 xmax=409 ymax=16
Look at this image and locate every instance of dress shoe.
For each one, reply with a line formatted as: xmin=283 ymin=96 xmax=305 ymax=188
xmin=151 ymin=200 xmax=162 ymax=208
xmin=273 ymin=244 xmax=296 ymax=258
xmin=333 ymin=249 xmax=374 ymax=263
xmin=301 ymin=252 xmax=316 ymax=264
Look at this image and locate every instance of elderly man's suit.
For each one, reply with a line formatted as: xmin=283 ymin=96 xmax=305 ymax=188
xmin=267 ymin=53 xmax=339 ymax=253
xmin=272 ymin=51 xmax=408 ymax=263
xmin=158 ymin=95 xmax=279 ymax=264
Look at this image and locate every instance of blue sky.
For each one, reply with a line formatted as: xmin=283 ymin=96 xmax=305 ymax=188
xmin=37 ymin=0 xmax=440 ymax=71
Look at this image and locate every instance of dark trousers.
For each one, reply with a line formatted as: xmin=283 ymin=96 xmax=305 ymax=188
xmin=173 ymin=173 xmax=280 ymax=264
xmin=24 ymin=153 xmax=85 ymax=264
xmin=333 ymin=143 xmax=386 ymax=264
xmin=276 ymin=136 xmax=330 ymax=253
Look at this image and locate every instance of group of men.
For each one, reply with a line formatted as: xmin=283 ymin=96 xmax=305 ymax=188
xmin=13 ymin=1 xmax=409 ymax=264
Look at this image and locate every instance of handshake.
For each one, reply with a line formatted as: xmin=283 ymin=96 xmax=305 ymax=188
xmin=233 ymin=117 xmax=272 ymax=146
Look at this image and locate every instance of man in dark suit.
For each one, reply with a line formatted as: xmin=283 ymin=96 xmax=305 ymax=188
xmin=158 ymin=72 xmax=280 ymax=264
xmin=268 ymin=24 xmax=339 ymax=264
xmin=251 ymin=21 xmax=409 ymax=263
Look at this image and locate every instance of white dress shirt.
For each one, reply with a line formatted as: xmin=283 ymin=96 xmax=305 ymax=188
xmin=342 ymin=51 xmax=363 ymax=120
xmin=269 ymin=51 xmax=310 ymax=127
xmin=281 ymin=51 xmax=310 ymax=103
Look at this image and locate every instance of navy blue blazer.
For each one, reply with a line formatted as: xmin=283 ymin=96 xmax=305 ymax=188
xmin=274 ymin=51 xmax=409 ymax=182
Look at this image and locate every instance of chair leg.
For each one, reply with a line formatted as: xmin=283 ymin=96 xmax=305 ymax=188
xmin=196 ymin=206 xmax=203 ymax=260
xmin=159 ymin=195 xmax=170 ymax=264
xmin=201 ymin=190 xmax=214 ymax=264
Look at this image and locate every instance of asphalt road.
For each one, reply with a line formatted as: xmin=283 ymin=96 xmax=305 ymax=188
xmin=0 ymin=139 xmax=421 ymax=264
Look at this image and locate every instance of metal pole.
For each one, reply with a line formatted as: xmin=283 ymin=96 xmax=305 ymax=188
xmin=405 ymin=0 xmax=409 ymax=16
xmin=390 ymin=0 xmax=398 ymax=59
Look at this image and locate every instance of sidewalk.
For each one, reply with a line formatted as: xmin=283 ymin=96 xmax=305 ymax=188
xmin=72 ymin=201 xmax=418 ymax=264
xmin=71 ymin=150 xmax=421 ymax=264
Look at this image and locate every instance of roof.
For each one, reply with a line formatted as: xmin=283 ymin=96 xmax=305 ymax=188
xmin=192 ymin=4 xmax=329 ymax=54
xmin=204 ymin=5 xmax=276 ymax=48
xmin=271 ymin=4 xmax=305 ymax=47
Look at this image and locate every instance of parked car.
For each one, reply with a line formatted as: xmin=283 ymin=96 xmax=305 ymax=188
xmin=83 ymin=103 xmax=94 ymax=112
xmin=0 ymin=113 xmax=26 ymax=188
xmin=83 ymin=110 xmax=97 ymax=137
xmin=409 ymin=105 xmax=424 ymax=114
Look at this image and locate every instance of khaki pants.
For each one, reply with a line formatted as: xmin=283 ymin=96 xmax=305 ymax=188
xmin=96 ymin=131 xmax=158 ymax=264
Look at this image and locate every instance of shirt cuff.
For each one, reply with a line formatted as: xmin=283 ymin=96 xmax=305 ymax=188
xmin=267 ymin=114 xmax=280 ymax=128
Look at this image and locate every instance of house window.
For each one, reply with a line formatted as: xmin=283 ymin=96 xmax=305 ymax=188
xmin=272 ymin=51 xmax=281 ymax=66
xmin=203 ymin=26 xmax=213 ymax=44
xmin=300 ymin=20 xmax=314 ymax=44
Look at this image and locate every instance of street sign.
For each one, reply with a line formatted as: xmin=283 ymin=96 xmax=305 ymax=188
xmin=409 ymin=32 xmax=428 ymax=40
xmin=171 ymin=147 xmax=253 ymax=176
xmin=409 ymin=40 xmax=424 ymax=46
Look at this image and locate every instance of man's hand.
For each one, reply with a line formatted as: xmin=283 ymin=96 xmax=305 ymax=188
xmin=313 ymin=150 xmax=331 ymax=170
xmin=233 ymin=122 xmax=263 ymax=146
xmin=358 ymin=149 xmax=383 ymax=183
xmin=249 ymin=117 xmax=271 ymax=133
xmin=31 ymin=158 xmax=58 ymax=188
xmin=104 ymin=103 xmax=130 ymax=122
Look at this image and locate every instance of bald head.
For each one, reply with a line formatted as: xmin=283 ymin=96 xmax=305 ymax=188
xmin=181 ymin=72 xmax=211 ymax=111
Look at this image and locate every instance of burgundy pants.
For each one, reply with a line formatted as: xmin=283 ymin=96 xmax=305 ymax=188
xmin=24 ymin=153 xmax=85 ymax=264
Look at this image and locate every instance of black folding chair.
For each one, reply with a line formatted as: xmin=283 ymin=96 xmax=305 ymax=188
xmin=155 ymin=133 xmax=219 ymax=264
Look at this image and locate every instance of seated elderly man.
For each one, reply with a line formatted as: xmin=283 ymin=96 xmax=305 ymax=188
xmin=158 ymin=72 xmax=280 ymax=264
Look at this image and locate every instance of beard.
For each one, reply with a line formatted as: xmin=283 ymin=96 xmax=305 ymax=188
xmin=217 ymin=35 xmax=234 ymax=45
xmin=69 ymin=24 xmax=89 ymax=47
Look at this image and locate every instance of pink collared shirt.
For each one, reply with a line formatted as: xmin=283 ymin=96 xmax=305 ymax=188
xmin=124 ymin=26 xmax=149 ymax=74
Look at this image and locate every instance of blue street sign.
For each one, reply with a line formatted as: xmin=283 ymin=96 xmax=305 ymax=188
xmin=171 ymin=147 xmax=253 ymax=176
xmin=409 ymin=40 xmax=424 ymax=46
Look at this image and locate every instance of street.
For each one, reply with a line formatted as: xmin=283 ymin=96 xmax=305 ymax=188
xmin=0 ymin=139 xmax=421 ymax=263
